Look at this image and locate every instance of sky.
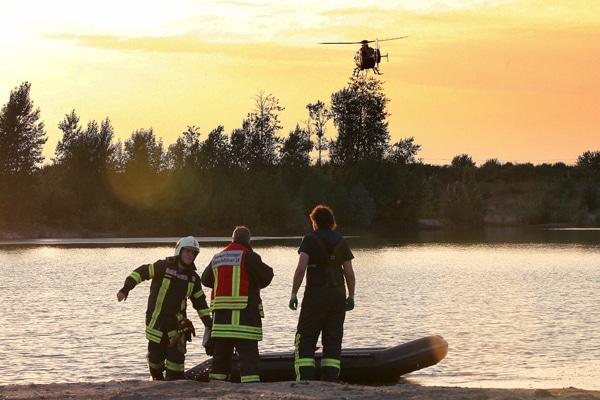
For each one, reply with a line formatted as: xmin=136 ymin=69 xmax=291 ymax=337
xmin=1 ymin=0 xmax=598 ymax=166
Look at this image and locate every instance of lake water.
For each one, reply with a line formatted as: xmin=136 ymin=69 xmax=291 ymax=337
xmin=0 ymin=228 xmax=598 ymax=389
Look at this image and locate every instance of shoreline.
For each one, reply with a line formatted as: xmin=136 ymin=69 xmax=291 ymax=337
xmin=1 ymin=380 xmax=599 ymax=400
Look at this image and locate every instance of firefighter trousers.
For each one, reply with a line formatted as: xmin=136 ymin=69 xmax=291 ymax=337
xmin=147 ymin=332 xmax=186 ymax=381
xmin=294 ymin=286 xmax=346 ymax=382
xmin=209 ymin=338 xmax=261 ymax=383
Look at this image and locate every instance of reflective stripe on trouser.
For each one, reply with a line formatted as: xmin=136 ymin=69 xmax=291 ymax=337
xmin=147 ymin=332 xmax=185 ymax=380
xmin=294 ymin=288 xmax=346 ymax=381
xmin=209 ymin=373 xmax=229 ymax=381
xmin=321 ymin=358 xmax=341 ymax=382
xmin=211 ymin=338 xmax=261 ymax=383
xmin=241 ymin=374 xmax=260 ymax=383
xmin=294 ymin=356 xmax=316 ymax=381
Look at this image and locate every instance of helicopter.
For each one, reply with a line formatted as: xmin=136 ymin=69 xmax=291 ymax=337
xmin=320 ymin=36 xmax=409 ymax=76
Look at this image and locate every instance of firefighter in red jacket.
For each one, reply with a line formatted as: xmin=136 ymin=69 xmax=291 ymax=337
xmin=117 ymin=236 xmax=212 ymax=381
xmin=201 ymin=226 xmax=274 ymax=383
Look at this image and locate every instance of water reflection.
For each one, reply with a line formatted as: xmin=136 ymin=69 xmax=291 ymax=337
xmin=0 ymin=229 xmax=599 ymax=389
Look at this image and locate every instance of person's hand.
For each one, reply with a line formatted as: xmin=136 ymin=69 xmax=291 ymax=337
xmin=117 ymin=291 xmax=127 ymax=302
xmin=203 ymin=327 xmax=215 ymax=356
xmin=345 ymin=295 xmax=354 ymax=311
xmin=201 ymin=316 xmax=213 ymax=329
xmin=289 ymin=293 xmax=298 ymax=310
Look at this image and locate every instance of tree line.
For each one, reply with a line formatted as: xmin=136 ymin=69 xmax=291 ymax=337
xmin=1 ymin=80 xmax=600 ymax=238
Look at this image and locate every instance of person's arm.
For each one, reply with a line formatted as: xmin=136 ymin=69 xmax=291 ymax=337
xmin=246 ymin=252 xmax=274 ymax=289
xmin=200 ymin=263 xmax=214 ymax=288
xmin=191 ymin=274 xmax=212 ymax=326
xmin=289 ymin=252 xmax=309 ymax=310
xmin=291 ymin=252 xmax=309 ymax=295
xmin=343 ymin=259 xmax=356 ymax=311
xmin=343 ymin=260 xmax=355 ymax=297
xmin=116 ymin=263 xmax=154 ymax=301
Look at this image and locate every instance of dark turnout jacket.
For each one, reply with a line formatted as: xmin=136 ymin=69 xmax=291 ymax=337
xmin=119 ymin=257 xmax=211 ymax=343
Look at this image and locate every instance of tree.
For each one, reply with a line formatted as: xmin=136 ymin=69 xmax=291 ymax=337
xmin=165 ymin=126 xmax=202 ymax=171
xmin=238 ymin=91 xmax=284 ymax=169
xmin=279 ymin=124 xmax=312 ymax=169
xmin=306 ymin=100 xmax=331 ymax=166
xmin=441 ymin=167 xmax=484 ymax=227
xmin=198 ymin=126 xmax=232 ymax=169
xmin=329 ymin=75 xmax=390 ymax=167
xmin=55 ymin=111 xmax=116 ymax=175
xmin=576 ymin=150 xmax=600 ymax=170
xmin=50 ymin=110 xmax=118 ymax=229
xmin=348 ymin=182 xmax=376 ymax=227
xmin=386 ymin=136 xmax=422 ymax=164
xmin=0 ymin=82 xmax=47 ymax=176
xmin=123 ymin=128 xmax=165 ymax=174
xmin=112 ymin=128 xmax=168 ymax=216
xmin=0 ymin=82 xmax=47 ymax=229
xmin=451 ymin=154 xmax=476 ymax=169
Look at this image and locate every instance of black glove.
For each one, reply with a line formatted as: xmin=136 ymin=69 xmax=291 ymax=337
xmin=203 ymin=327 xmax=215 ymax=356
xmin=345 ymin=295 xmax=355 ymax=311
xmin=201 ymin=316 xmax=213 ymax=329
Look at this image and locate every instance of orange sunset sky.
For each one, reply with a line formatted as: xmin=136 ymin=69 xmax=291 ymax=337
xmin=1 ymin=0 xmax=598 ymax=166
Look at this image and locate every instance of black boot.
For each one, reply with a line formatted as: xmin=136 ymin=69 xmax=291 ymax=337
xmin=321 ymin=366 xmax=340 ymax=383
xmin=165 ymin=370 xmax=186 ymax=381
xmin=149 ymin=367 xmax=165 ymax=381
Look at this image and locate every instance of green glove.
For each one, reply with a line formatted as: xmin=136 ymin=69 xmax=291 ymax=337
xmin=345 ymin=295 xmax=355 ymax=311
xmin=289 ymin=293 xmax=298 ymax=310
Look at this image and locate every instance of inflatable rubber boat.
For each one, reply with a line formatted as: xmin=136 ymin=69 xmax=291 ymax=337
xmin=186 ymin=334 xmax=448 ymax=384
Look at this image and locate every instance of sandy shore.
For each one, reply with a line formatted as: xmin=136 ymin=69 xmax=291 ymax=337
xmin=0 ymin=380 xmax=598 ymax=400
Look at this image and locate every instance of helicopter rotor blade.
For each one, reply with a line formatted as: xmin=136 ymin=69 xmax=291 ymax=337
xmin=377 ymin=36 xmax=410 ymax=42
xmin=319 ymin=36 xmax=408 ymax=45
xmin=319 ymin=40 xmax=374 ymax=45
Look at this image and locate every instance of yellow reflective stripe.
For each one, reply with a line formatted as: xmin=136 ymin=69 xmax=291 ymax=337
xmin=211 ymin=325 xmax=262 ymax=335
xmin=294 ymin=333 xmax=301 ymax=360
xmin=197 ymin=308 xmax=210 ymax=318
xmin=209 ymin=373 xmax=228 ymax=381
xmin=212 ymin=319 xmax=263 ymax=341
xmin=211 ymin=331 xmax=263 ymax=341
xmin=147 ymin=354 xmax=164 ymax=370
xmin=148 ymin=263 xmax=155 ymax=278
xmin=241 ymin=375 xmax=260 ymax=383
xmin=145 ymin=326 xmax=163 ymax=343
xmin=294 ymin=357 xmax=315 ymax=380
xmin=166 ymin=360 xmax=184 ymax=372
xmin=213 ymin=268 xmax=219 ymax=300
xmin=321 ymin=358 xmax=341 ymax=369
xmin=232 ymin=265 xmax=241 ymax=296
xmin=129 ymin=271 xmax=142 ymax=284
xmin=192 ymin=288 xmax=205 ymax=299
xmin=212 ymin=296 xmax=249 ymax=309
xmin=146 ymin=274 xmax=171 ymax=338
xmin=258 ymin=303 xmax=264 ymax=318
xmin=295 ymin=358 xmax=315 ymax=368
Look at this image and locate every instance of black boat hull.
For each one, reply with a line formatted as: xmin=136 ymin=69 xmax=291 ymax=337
xmin=186 ymin=335 xmax=448 ymax=384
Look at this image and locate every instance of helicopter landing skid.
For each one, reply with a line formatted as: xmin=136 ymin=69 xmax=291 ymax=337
xmin=353 ymin=67 xmax=382 ymax=76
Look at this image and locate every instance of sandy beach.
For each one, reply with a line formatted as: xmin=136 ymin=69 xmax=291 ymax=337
xmin=1 ymin=380 xmax=598 ymax=400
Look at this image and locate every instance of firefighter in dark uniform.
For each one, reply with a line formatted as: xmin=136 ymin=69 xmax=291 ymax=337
xmin=117 ymin=236 xmax=213 ymax=381
xmin=289 ymin=204 xmax=356 ymax=382
xmin=202 ymin=226 xmax=274 ymax=383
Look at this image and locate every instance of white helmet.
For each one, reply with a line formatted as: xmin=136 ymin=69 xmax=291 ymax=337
xmin=175 ymin=236 xmax=200 ymax=257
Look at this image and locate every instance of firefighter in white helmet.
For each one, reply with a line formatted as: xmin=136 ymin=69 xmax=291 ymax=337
xmin=117 ymin=236 xmax=212 ymax=380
